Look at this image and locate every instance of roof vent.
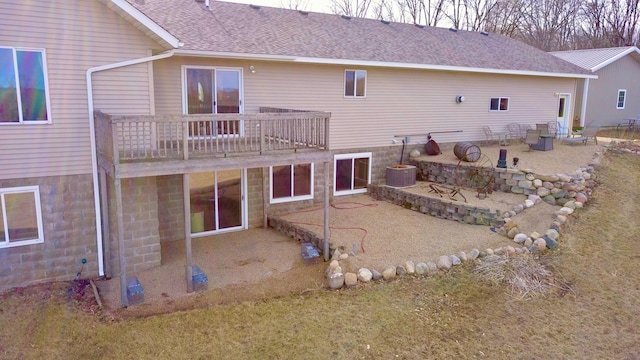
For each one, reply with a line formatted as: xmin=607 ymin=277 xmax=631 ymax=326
xmin=449 ymin=27 xmax=458 ymax=32
xmin=249 ymin=4 xmax=261 ymax=10
xmin=299 ymin=10 xmax=309 ymax=15
xmin=414 ymin=23 xmax=425 ymax=29
xmin=341 ymin=14 xmax=351 ymax=20
xmin=381 ymin=19 xmax=390 ymax=25
xmin=480 ymin=31 xmax=489 ymax=36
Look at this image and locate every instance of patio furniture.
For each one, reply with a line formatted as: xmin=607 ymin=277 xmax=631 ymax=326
xmin=561 ymin=127 xmax=599 ymax=145
xmin=536 ymin=123 xmax=550 ymax=137
xmin=482 ymin=126 xmax=509 ymax=146
xmin=428 ymin=183 xmax=467 ymax=203
xmin=507 ymin=123 xmax=523 ymax=143
xmin=547 ymin=121 xmax=558 ymax=138
xmin=524 ymin=129 xmax=541 ymax=151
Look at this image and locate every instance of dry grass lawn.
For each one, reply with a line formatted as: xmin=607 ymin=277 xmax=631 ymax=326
xmin=1 ymin=152 xmax=639 ymax=359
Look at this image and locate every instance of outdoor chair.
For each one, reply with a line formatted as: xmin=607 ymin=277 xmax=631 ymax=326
xmin=524 ymin=129 xmax=541 ymax=151
xmin=482 ymin=126 xmax=508 ymax=146
xmin=536 ymin=123 xmax=550 ymax=137
xmin=507 ymin=123 xmax=522 ymax=143
xmin=547 ymin=121 xmax=558 ymax=138
xmin=561 ymin=127 xmax=599 ymax=145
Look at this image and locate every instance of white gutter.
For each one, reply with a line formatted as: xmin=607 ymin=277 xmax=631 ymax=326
xmin=86 ymin=50 xmax=175 ymax=277
xmin=174 ymin=49 xmax=598 ymax=79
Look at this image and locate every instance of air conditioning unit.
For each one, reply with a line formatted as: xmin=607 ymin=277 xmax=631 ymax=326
xmin=386 ymin=165 xmax=416 ymax=188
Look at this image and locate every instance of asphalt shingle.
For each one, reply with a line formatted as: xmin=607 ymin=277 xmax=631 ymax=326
xmin=127 ymin=0 xmax=590 ymax=76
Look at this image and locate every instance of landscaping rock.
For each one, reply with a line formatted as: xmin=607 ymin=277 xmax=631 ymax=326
xmin=555 ymin=214 xmax=568 ymax=224
xmin=371 ymin=269 xmax=382 ymax=281
xmin=426 ymin=261 xmax=438 ymax=273
xmin=505 ymin=245 xmax=516 ymax=256
xmin=543 ymin=235 xmax=558 ymax=249
xmin=507 ymin=227 xmax=519 ymax=239
xmin=405 ymin=261 xmax=415 ymax=274
xmin=450 ymin=255 xmax=461 ymax=265
xmin=382 ymin=267 xmax=396 ymax=280
xmin=329 ymin=260 xmax=340 ymax=270
xmin=415 ymin=262 xmax=428 ymax=275
xmin=513 ymin=204 xmax=524 ymax=213
xmin=339 ymin=253 xmax=349 ymax=260
xmin=543 ymin=195 xmax=557 ymax=205
xmin=458 ymin=251 xmax=467 ymax=262
xmin=537 ymin=187 xmax=551 ymax=197
xmin=513 ymin=233 xmax=528 ymax=243
xmin=469 ymin=249 xmax=480 ymax=260
xmin=528 ymin=194 xmax=542 ymax=203
xmin=524 ymin=199 xmax=535 ymax=208
xmin=345 ymin=272 xmax=358 ymax=286
xmin=358 ymin=268 xmax=373 ymax=282
xmin=396 ymin=266 xmax=406 ymax=276
xmin=328 ymin=273 xmax=344 ymax=289
xmin=524 ymin=238 xmax=533 ymax=247
xmin=533 ymin=238 xmax=547 ymax=250
xmin=545 ymin=229 xmax=560 ymax=240
xmin=436 ymin=255 xmax=452 ymax=270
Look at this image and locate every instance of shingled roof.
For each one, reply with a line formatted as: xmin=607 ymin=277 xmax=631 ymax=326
xmin=124 ymin=0 xmax=592 ymax=77
xmin=551 ymin=46 xmax=640 ymax=72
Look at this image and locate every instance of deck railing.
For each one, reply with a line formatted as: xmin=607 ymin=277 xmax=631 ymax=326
xmin=95 ymin=109 xmax=330 ymax=164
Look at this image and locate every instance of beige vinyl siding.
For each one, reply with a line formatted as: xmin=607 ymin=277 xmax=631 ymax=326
xmin=586 ymin=55 xmax=640 ymax=126
xmin=153 ymin=58 xmax=575 ymax=149
xmin=0 ymin=0 xmax=162 ymax=180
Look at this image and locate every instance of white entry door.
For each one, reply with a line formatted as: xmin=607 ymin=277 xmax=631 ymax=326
xmin=557 ymin=94 xmax=570 ymax=136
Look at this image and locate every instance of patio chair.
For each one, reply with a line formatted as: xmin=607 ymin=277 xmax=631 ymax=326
xmin=507 ymin=123 xmax=522 ymax=143
xmin=547 ymin=121 xmax=558 ymax=138
xmin=536 ymin=123 xmax=550 ymax=137
xmin=524 ymin=129 xmax=541 ymax=151
xmin=561 ymin=127 xmax=599 ymax=145
xmin=483 ymin=126 xmax=508 ymax=146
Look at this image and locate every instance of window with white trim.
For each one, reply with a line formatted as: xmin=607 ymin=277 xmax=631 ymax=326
xmin=1 ymin=186 xmax=44 ymax=248
xmin=334 ymin=153 xmax=371 ymax=196
xmin=270 ymin=163 xmax=314 ymax=203
xmin=344 ymin=70 xmax=366 ymax=97
xmin=0 ymin=47 xmax=51 ymax=123
xmin=617 ymin=89 xmax=626 ymax=109
xmin=489 ymin=97 xmax=509 ymax=111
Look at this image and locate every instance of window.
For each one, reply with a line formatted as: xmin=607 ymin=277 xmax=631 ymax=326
xmin=1 ymin=186 xmax=44 ymax=248
xmin=617 ymin=89 xmax=626 ymax=109
xmin=0 ymin=47 xmax=50 ymax=123
xmin=270 ymin=164 xmax=314 ymax=203
xmin=489 ymin=97 xmax=509 ymax=111
xmin=344 ymin=70 xmax=366 ymax=97
xmin=334 ymin=153 xmax=371 ymax=196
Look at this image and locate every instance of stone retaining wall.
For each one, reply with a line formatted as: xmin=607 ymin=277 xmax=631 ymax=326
xmin=367 ymin=184 xmax=500 ymax=225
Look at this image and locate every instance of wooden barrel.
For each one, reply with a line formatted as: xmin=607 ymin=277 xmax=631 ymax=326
xmin=454 ymin=142 xmax=481 ymax=162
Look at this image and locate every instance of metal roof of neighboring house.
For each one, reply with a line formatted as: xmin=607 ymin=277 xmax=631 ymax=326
xmin=122 ymin=0 xmax=593 ymax=78
xmin=550 ymin=46 xmax=640 ymax=72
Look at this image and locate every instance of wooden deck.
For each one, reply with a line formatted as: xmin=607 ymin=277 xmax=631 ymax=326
xmin=95 ymin=108 xmax=331 ymax=178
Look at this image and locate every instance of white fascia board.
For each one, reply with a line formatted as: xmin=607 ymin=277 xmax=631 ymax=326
xmin=591 ymin=47 xmax=640 ymax=72
xmin=173 ymin=50 xmax=596 ymax=79
xmin=109 ymin=0 xmax=181 ymax=48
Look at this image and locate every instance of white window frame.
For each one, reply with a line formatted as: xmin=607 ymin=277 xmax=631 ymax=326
xmin=616 ymin=89 xmax=626 ymax=109
xmin=333 ymin=152 xmax=372 ymax=196
xmin=269 ymin=163 xmax=314 ymax=204
xmin=489 ymin=97 xmax=509 ymax=112
xmin=0 ymin=185 xmax=44 ymax=248
xmin=344 ymin=69 xmax=367 ymax=98
xmin=0 ymin=47 xmax=52 ymax=124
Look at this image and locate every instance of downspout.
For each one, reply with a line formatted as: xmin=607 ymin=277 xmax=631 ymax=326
xmin=85 ymin=50 xmax=175 ymax=277
xmin=580 ymin=78 xmax=590 ymax=128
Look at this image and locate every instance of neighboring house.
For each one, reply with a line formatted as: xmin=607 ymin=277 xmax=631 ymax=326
xmin=1 ymin=0 xmax=593 ymax=305
xmin=551 ymin=46 xmax=640 ymax=130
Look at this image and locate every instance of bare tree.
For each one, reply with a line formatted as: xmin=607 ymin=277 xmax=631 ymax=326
xmin=516 ymin=0 xmax=581 ymax=51
xmin=279 ymin=0 xmax=311 ymax=10
xmin=607 ymin=0 xmax=640 ymax=46
xmin=330 ymin=0 xmax=375 ymax=17
xmin=463 ymin=0 xmax=499 ymax=31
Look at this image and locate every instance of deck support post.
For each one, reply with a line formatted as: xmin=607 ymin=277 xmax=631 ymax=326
xmin=184 ymin=173 xmax=194 ymax=293
xmin=323 ymin=161 xmax=330 ymax=261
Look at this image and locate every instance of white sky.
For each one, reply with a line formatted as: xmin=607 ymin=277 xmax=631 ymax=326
xmin=219 ymin=0 xmax=334 ymax=14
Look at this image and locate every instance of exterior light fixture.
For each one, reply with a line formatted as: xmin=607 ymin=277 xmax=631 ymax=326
xmin=456 ymin=95 xmax=465 ymax=103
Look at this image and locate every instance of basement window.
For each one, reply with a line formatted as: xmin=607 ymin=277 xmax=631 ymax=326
xmin=0 ymin=186 xmax=44 ymax=248
xmin=334 ymin=152 xmax=371 ymax=196
xmin=270 ymin=164 xmax=314 ymax=203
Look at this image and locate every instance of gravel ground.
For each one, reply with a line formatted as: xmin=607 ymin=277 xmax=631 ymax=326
xmin=98 ymin=139 xmax=605 ymax=308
